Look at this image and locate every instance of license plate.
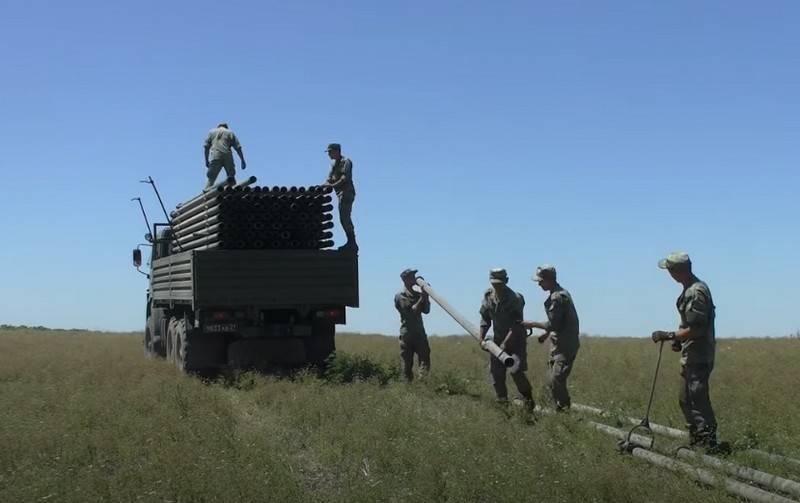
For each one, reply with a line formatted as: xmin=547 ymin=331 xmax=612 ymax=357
xmin=203 ymin=323 xmax=238 ymax=333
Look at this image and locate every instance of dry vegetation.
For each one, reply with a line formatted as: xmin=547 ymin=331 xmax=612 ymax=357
xmin=1 ymin=328 xmax=798 ymax=502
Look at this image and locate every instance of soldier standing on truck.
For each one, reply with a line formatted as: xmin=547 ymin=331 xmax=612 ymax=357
xmin=651 ymin=251 xmax=728 ymax=453
xmin=521 ymin=265 xmax=580 ymax=412
xmin=204 ymin=123 xmax=246 ymax=189
xmin=394 ymin=268 xmax=431 ymax=381
xmin=321 ymin=143 xmax=358 ymax=251
xmin=479 ymin=268 xmax=535 ymax=410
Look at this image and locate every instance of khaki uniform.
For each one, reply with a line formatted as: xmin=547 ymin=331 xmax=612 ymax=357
xmin=394 ymin=289 xmax=431 ymax=381
xmin=543 ymin=285 xmax=580 ymax=410
xmin=676 ymin=279 xmax=717 ymax=444
xmin=204 ymin=127 xmax=242 ymax=187
xmin=326 ymin=157 xmax=356 ymax=238
xmin=479 ymin=286 xmax=533 ymax=402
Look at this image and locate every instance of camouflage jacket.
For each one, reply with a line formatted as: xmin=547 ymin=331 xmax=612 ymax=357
xmin=479 ymin=285 xmax=525 ymax=351
xmin=395 ymin=289 xmax=430 ymax=339
xmin=677 ymin=279 xmax=716 ymax=366
xmin=543 ymin=285 xmax=580 ymax=361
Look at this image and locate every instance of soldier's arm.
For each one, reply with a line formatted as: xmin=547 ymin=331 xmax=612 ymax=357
xmin=329 ymin=159 xmax=352 ymax=189
xmin=521 ymin=296 xmax=560 ymax=331
xmin=231 ymin=135 xmax=246 ymax=168
xmin=654 ymin=290 xmax=710 ymax=343
xmin=411 ymin=294 xmax=427 ymax=313
xmin=203 ymin=132 xmax=213 ymax=166
xmin=420 ymin=293 xmax=431 ymax=314
xmin=479 ymin=305 xmax=492 ymax=343
xmin=674 ymin=289 xmax=711 ymax=342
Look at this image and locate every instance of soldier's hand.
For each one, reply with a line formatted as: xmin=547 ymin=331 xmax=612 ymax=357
xmin=537 ymin=332 xmax=550 ymax=344
xmin=651 ymin=330 xmax=675 ymax=343
xmin=520 ymin=320 xmax=535 ymax=330
xmin=479 ymin=340 xmax=490 ymax=352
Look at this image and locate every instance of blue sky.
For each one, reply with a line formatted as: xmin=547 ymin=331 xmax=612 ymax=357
xmin=1 ymin=1 xmax=797 ymax=337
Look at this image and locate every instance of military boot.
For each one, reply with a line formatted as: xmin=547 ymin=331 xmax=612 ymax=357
xmin=338 ymin=232 xmax=359 ymax=252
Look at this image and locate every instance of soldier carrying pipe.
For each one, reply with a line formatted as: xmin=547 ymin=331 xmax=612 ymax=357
xmin=479 ymin=268 xmax=535 ymax=410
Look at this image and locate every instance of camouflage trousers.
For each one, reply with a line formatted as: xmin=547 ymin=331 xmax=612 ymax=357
xmin=205 ymin=157 xmax=235 ymax=188
xmin=679 ymin=363 xmax=718 ymax=444
xmin=490 ymin=352 xmax=533 ymax=402
xmin=337 ymin=191 xmax=356 ymax=237
xmin=400 ymin=335 xmax=430 ymax=382
xmin=547 ymin=356 xmax=576 ymax=411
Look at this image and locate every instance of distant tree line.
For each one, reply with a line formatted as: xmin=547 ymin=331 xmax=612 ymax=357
xmin=0 ymin=324 xmax=90 ymax=332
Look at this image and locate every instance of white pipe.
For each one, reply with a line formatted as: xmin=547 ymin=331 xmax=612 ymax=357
xmin=676 ymin=448 xmax=800 ymax=499
xmin=415 ymin=277 xmax=520 ymax=373
xmin=573 ymin=402 xmax=800 ymax=468
xmin=747 ymin=450 xmax=800 ymax=469
xmin=590 ymin=422 xmax=798 ymax=503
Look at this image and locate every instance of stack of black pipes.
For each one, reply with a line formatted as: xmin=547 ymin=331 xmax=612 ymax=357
xmin=169 ymin=176 xmax=335 ymax=252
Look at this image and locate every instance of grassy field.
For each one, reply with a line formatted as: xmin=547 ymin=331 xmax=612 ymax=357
xmin=1 ymin=329 xmax=798 ymax=502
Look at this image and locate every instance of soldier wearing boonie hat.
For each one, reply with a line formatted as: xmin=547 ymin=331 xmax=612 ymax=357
xmin=479 ymin=268 xmax=535 ymax=409
xmin=322 ymin=143 xmax=358 ymax=251
xmin=651 ymin=251 xmax=725 ymax=453
xmin=394 ymin=268 xmax=431 ymax=381
xmin=521 ymin=264 xmax=580 ymax=411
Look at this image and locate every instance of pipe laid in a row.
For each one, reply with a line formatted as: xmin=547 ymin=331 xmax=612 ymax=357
xmin=590 ymin=422 xmax=798 ymax=503
xmin=573 ymin=402 xmax=800 ymax=472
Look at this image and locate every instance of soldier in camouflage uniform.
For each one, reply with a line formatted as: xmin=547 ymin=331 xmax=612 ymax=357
xmin=203 ymin=123 xmax=246 ymax=189
xmin=522 ymin=265 xmax=580 ymax=412
xmin=394 ymin=268 xmax=431 ymax=381
xmin=651 ymin=252 xmax=725 ymax=452
xmin=322 ymin=143 xmax=358 ymax=251
xmin=479 ymin=268 xmax=535 ymax=409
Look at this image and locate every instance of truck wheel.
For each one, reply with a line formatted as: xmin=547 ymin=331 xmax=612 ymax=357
xmin=144 ymin=313 xmax=166 ymax=359
xmin=165 ymin=316 xmax=178 ymax=364
xmin=144 ymin=324 xmax=156 ymax=358
xmin=174 ymin=317 xmax=207 ymax=374
xmin=305 ymin=321 xmax=336 ymax=367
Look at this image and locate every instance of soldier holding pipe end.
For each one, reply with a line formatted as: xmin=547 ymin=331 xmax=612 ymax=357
xmin=479 ymin=268 xmax=535 ymax=410
xmin=394 ymin=268 xmax=431 ymax=381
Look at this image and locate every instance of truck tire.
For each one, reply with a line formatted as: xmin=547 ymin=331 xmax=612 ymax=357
xmin=305 ymin=321 xmax=336 ymax=367
xmin=165 ymin=316 xmax=178 ymax=364
xmin=144 ymin=308 xmax=166 ymax=359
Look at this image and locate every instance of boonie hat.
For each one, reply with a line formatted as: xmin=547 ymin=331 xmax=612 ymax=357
xmin=533 ymin=265 xmax=557 ymax=282
xmin=400 ymin=268 xmax=418 ymax=279
xmin=489 ymin=268 xmax=508 ymax=284
xmin=658 ymin=251 xmax=691 ymax=270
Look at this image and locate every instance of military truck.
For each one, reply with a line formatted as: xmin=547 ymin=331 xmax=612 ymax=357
xmin=132 ymin=182 xmax=359 ymax=373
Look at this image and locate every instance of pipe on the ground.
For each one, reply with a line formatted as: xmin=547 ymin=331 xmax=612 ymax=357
xmin=590 ymin=422 xmax=798 ymax=503
xmin=572 ymin=403 xmax=800 ymax=468
xmin=676 ymin=448 xmax=800 ymax=498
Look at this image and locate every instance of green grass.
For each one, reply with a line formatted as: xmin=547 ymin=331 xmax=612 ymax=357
xmin=1 ymin=329 xmax=798 ymax=502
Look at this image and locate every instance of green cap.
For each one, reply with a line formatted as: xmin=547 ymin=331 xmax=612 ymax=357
xmin=325 ymin=143 xmax=341 ymax=152
xmin=533 ymin=265 xmax=556 ymax=282
xmin=489 ymin=268 xmax=508 ymax=284
xmin=658 ymin=251 xmax=691 ymax=269
xmin=400 ymin=268 xmax=418 ymax=279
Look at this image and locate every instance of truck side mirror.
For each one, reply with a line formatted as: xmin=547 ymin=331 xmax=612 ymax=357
xmin=133 ymin=249 xmax=142 ymax=268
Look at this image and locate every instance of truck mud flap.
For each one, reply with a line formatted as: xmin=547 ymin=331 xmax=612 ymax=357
xmin=228 ymin=338 xmax=307 ymax=367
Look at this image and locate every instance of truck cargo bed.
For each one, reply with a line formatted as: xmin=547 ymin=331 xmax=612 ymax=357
xmin=151 ymin=249 xmax=359 ymax=308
